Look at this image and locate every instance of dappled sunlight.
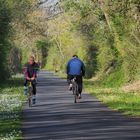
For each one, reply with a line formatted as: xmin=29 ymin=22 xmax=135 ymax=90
xmin=0 ymin=0 xmax=140 ymax=139
xmin=22 ymin=71 xmax=140 ymax=139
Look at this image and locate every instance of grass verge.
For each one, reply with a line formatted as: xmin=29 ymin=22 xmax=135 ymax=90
xmin=0 ymin=75 xmax=25 ymax=140
xmin=84 ymin=79 xmax=140 ymax=117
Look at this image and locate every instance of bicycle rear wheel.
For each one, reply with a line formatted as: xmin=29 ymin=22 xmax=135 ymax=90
xmin=73 ymin=83 xmax=78 ymax=103
xmin=74 ymin=93 xmax=77 ymax=103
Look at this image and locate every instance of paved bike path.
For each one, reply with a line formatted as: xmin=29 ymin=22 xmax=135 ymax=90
xmin=22 ymin=71 xmax=140 ymax=140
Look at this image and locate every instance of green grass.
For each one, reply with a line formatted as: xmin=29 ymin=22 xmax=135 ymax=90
xmin=97 ymin=67 xmax=126 ymax=88
xmin=0 ymin=75 xmax=25 ymax=140
xmin=84 ymin=79 xmax=140 ymax=117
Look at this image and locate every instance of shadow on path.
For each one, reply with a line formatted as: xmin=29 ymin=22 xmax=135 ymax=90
xmin=22 ymin=71 xmax=140 ymax=140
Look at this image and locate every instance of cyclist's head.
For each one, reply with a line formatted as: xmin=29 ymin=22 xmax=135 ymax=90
xmin=29 ymin=56 xmax=35 ymax=65
xmin=73 ymin=55 xmax=78 ymax=58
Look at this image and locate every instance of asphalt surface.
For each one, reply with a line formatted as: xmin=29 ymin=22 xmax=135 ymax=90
xmin=22 ymin=71 xmax=140 ymax=140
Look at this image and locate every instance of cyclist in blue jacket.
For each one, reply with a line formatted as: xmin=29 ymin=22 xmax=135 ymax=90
xmin=67 ymin=55 xmax=85 ymax=99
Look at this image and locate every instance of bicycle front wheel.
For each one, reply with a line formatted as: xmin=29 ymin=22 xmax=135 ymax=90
xmin=28 ymin=87 xmax=32 ymax=107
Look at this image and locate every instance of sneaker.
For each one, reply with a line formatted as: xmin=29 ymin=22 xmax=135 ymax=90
xmin=32 ymin=96 xmax=36 ymax=104
xmin=78 ymin=94 xmax=82 ymax=99
xmin=69 ymin=84 xmax=73 ymax=91
xmin=32 ymin=99 xmax=36 ymax=104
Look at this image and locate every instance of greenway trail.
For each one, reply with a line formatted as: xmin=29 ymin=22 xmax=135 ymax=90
xmin=22 ymin=71 xmax=140 ymax=140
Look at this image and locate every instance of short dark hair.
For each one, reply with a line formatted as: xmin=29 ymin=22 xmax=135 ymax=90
xmin=73 ymin=54 xmax=78 ymax=58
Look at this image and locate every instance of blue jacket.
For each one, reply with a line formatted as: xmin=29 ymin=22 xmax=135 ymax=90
xmin=67 ymin=58 xmax=85 ymax=76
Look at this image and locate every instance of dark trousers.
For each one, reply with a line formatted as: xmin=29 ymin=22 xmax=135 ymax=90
xmin=67 ymin=75 xmax=83 ymax=94
xmin=24 ymin=79 xmax=36 ymax=95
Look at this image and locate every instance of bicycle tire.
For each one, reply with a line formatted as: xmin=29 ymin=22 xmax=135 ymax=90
xmin=28 ymin=87 xmax=32 ymax=107
xmin=74 ymin=90 xmax=77 ymax=103
xmin=73 ymin=82 xmax=78 ymax=103
xmin=28 ymin=97 xmax=31 ymax=107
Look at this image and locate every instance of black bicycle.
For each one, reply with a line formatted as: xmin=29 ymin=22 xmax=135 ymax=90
xmin=71 ymin=77 xmax=79 ymax=103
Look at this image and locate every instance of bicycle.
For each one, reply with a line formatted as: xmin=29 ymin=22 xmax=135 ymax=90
xmin=71 ymin=77 xmax=79 ymax=103
xmin=27 ymin=81 xmax=33 ymax=107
